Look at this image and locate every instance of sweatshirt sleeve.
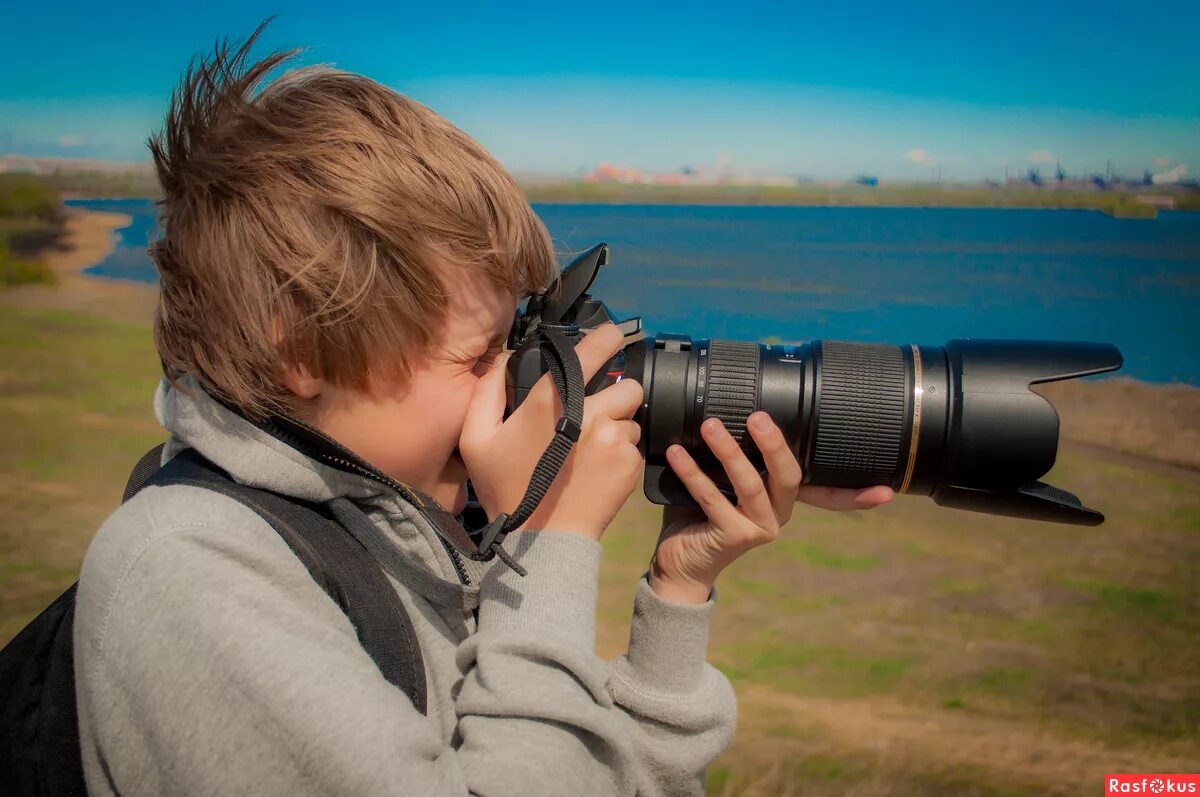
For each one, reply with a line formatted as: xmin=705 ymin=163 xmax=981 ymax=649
xmin=454 ymin=531 xmax=636 ymax=794
xmin=75 ymin=488 xmax=720 ymax=797
xmin=605 ymin=578 xmax=738 ymax=797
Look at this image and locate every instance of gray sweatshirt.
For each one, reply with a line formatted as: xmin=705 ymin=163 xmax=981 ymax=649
xmin=74 ymin=377 xmax=736 ymax=796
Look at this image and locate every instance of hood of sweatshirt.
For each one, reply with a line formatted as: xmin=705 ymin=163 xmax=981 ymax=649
xmin=154 ymin=375 xmax=486 ymax=605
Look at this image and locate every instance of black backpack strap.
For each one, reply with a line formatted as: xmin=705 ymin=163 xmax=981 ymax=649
xmin=138 ymin=448 xmax=427 ymax=714
xmin=123 ymin=442 xmax=166 ymax=502
xmin=0 ymin=582 xmax=86 ymax=797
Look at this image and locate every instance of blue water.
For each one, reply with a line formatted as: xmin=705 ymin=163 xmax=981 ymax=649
xmin=66 ymin=198 xmax=1200 ymax=385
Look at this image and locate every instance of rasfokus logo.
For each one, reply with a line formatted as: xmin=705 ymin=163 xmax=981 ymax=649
xmin=1106 ymin=775 xmax=1200 ymax=794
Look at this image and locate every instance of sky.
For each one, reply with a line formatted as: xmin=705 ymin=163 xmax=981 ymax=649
xmin=1 ymin=0 xmax=1197 ymax=181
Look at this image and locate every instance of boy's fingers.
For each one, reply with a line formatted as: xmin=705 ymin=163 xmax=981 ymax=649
xmin=461 ymin=352 xmax=510 ymax=443
xmin=575 ymin=323 xmax=627 ymax=383
xmin=797 ymin=484 xmax=895 ymax=511
xmin=700 ymin=418 xmax=775 ymax=528
xmin=584 ymin=378 xmax=643 ymax=421
xmin=855 ymin=485 xmax=895 ymax=507
xmin=665 ymin=444 xmax=744 ymax=531
xmin=747 ymin=411 xmax=803 ymax=523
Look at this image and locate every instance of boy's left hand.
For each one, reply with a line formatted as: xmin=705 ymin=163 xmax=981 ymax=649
xmin=649 ymin=411 xmax=894 ymax=605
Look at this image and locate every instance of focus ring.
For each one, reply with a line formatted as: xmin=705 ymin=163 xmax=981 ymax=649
xmin=703 ymin=340 xmax=760 ymax=446
xmin=809 ymin=341 xmax=906 ymax=487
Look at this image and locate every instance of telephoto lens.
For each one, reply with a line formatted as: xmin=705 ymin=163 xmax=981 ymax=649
xmin=622 ymin=335 xmax=1122 ymax=525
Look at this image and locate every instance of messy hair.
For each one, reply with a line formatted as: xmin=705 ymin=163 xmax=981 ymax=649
xmin=149 ymin=21 xmax=558 ymax=418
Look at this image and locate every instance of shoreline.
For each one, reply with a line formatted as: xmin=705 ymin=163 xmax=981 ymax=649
xmin=0 ymin=207 xmax=158 ymax=324
xmin=521 ymin=184 xmax=1200 ymax=219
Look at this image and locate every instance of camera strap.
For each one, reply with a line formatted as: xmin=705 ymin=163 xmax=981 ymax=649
xmin=474 ymin=322 xmax=585 ymax=575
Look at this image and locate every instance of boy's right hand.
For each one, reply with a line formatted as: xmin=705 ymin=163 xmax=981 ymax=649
xmin=460 ymin=324 xmax=644 ymax=542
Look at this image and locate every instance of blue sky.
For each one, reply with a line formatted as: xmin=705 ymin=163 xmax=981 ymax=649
xmin=1 ymin=0 xmax=1197 ymax=180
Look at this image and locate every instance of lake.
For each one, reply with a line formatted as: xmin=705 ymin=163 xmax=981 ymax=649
xmin=66 ymin=198 xmax=1200 ymax=385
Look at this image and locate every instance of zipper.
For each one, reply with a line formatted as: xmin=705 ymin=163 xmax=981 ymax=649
xmin=439 ymin=537 xmax=470 ymax=585
xmin=257 ymin=409 xmax=473 ymax=587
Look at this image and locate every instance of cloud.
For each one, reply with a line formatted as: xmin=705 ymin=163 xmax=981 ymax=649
xmin=57 ymin=134 xmax=85 ymax=148
xmin=1152 ymin=156 xmax=1172 ymax=168
xmin=1027 ymin=149 xmax=1055 ymax=164
xmin=1152 ymin=164 xmax=1188 ymax=184
xmin=906 ymin=148 xmax=936 ymax=165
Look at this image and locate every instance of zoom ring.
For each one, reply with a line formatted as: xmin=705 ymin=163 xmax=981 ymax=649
xmin=809 ymin=341 xmax=907 ymax=487
xmin=703 ymin=340 xmax=761 ymax=447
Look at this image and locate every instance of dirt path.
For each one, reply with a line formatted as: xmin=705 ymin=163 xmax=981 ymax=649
xmin=0 ymin=209 xmax=157 ymax=323
xmin=1041 ymin=379 xmax=1200 ymax=472
xmin=735 ymin=685 xmax=1199 ymax=793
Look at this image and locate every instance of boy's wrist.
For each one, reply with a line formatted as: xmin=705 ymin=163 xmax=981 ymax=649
xmin=647 ymin=567 xmax=712 ymax=605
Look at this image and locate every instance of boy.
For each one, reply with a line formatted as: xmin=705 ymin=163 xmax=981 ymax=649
xmin=74 ymin=27 xmax=892 ymax=796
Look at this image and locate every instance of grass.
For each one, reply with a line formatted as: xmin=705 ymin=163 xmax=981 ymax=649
xmin=0 ymin=306 xmax=162 ymax=640
xmin=773 ymin=539 xmax=880 ymax=570
xmin=1 ymin=301 xmax=1198 ymax=796
xmin=1063 ymin=579 xmax=1181 ymax=623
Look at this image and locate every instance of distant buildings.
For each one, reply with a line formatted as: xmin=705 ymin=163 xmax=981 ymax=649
xmin=1003 ymin=161 xmax=1197 ymax=192
xmin=582 ymin=161 xmax=795 ymax=187
xmin=0 ymin=155 xmax=154 ymax=176
xmin=584 ymin=163 xmax=645 ymax=184
xmin=1152 ymin=164 xmax=1189 ymax=185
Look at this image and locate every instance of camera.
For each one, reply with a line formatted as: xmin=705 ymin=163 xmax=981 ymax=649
xmin=504 ymin=244 xmax=1123 ymax=526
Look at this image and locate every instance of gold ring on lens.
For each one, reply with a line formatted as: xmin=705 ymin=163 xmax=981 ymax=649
xmin=900 ymin=346 xmax=922 ymax=494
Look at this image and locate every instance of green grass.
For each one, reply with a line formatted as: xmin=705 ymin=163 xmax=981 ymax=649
xmin=774 ymin=539 xmax=881 ymax=570
xmin=1063 ymin=579 xmax=1181 ymax=623
xmin=972 ymin=667 xmax=1036 ymax=695
xmin=714 ymin=633 xmax=914 ymax=697
xmin=0 ymin=306 xmax=163 ymax=641
xmin=796 ymin=753 xmax=866 ymax=782
xmin=936 ymin=576 xmax=988 ymax=595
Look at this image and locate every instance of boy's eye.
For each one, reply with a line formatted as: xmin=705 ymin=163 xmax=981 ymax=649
xmin=470 ymin=347 xmax=504 ymax=374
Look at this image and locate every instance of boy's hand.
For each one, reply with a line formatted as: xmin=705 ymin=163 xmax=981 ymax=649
xmin=650 ymin=412 xmax=894 ymax=605
xmin=460 ymin=324 xmax=643 ymax=542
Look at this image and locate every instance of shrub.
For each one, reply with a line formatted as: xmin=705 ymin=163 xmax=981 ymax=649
xmin=0 ymin=244 xmax=56 ymax=287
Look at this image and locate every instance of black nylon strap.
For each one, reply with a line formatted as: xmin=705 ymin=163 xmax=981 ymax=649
xmin=476 ymin=324 xmax=586 ymax=561
xmin=122 ymin=442 xmax=166 ymax=503
xmin=142 ymin=449 xmax=428 ymax=714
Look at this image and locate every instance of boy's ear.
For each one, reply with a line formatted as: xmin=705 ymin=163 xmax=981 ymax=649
xmin=281 ymin=360 xmax=325 ymax=400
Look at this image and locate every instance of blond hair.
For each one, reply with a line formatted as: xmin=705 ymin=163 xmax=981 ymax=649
xmin=149 ymin=22 xmax=557 ymax=417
